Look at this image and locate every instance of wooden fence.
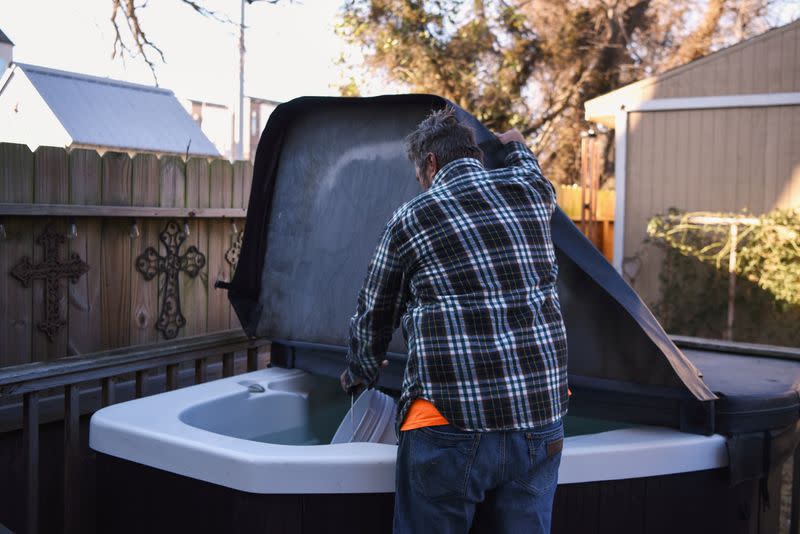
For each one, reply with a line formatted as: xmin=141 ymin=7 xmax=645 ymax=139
xmin=0 ymin=143 xmax=251 ymax=368
xmin=0 ymin=143 xmax=617 ymax=369
xmin=557 ymin=184 xmax=615 ymax=261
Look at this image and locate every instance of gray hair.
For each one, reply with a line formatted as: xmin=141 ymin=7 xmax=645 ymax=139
xmin=405 ymin=107 xmax=483 ymax=174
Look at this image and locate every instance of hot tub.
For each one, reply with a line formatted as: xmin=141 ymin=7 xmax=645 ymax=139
xmin=91 ymin=366 xmax=730 ymax=533
xmin=91 ymin=368 xmax=729 ymax=493
xmin=91 ymin=95 xmax=800 ymax=533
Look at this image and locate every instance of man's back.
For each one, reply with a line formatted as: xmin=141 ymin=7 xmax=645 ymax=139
xmin=387 ymin=142 xmax=569 ymax=431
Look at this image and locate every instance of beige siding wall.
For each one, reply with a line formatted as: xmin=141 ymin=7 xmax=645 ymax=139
xmin=651 ymin=21 xmax=800 ymax=98
xmin=624 ymin=105 xmax=800 ymax=306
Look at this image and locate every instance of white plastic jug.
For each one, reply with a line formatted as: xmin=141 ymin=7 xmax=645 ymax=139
xmin=330 ymin=389 xmax=398 ymax=445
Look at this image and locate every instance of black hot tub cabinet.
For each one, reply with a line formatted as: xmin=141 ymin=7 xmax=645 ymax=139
xmin=90 ymin=95 xmax=800 ymax=534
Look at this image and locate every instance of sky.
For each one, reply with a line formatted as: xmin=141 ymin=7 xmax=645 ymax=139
xmin=2 ymin=0 xmax=365 ymax=105
xmin=3 ymin=0 xmax=799 ymax=107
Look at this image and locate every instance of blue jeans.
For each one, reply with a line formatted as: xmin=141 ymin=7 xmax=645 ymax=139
xmin=393 ymin=419 xmax=564 ymax=534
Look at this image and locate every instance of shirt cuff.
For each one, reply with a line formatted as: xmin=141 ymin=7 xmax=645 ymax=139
xmin=346 ymin=358 xmax=377 ymax=388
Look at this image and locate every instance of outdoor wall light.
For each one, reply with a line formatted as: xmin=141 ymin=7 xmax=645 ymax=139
xmin=184 ymin=220 xmax=191 ymax=237
xmin=130 ymin=221 xmax=141 ymax=239
xmin=231 ymin=221 xmax=239 ymax=235
xmin=67 ymin=220 xmax=78 ymax=240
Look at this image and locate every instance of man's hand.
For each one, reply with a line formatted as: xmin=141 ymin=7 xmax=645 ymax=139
xmin=340 ymin=360 xmax=390 ymax=394
xmin=496 ymin=129 xmax=526 ymax=145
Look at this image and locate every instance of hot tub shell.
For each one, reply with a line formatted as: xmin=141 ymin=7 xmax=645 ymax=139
xmin=92 ymin=365 xmax=753 ymax=534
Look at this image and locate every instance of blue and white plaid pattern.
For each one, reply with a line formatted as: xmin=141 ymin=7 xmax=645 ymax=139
xmin=346 ymin=141 xmax=569 ymax=432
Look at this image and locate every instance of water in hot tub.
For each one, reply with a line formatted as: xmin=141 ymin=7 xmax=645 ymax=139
xmin=247 ymin=375 xmax=632 ymax=445
xmin=250 ymin=392 xmax=352 ymax=445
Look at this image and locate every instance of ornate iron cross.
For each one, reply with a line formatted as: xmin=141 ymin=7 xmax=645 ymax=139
xmin=225 ymin=231 xmax=243 ymax=274
xmin=135 ymin=220 xmax=206 ymax=340
xmin=10 ymin=224 xmax=90 ymax=341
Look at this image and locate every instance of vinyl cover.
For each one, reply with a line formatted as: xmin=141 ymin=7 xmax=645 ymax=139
xmin=227 ymin=95 xmax=718 ymax=431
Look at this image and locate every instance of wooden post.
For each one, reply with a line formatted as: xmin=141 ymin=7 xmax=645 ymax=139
xmin=589 ymin=134 xmax=599 ymax=244
xmin=580 ymin=133 xmax=590 ymax=235
xmin=247 ymin=347 xmax=259 ymax=372
xmin=222 ymin=352 xmax=235 ymax=377
xmin=725 ymin=223 xmax=738 ymax=341
xmin=101 ymin=377 xmax=115 ymax=407
xmin=64 ymin=384 xmax=80 ymax=534
xmin=135 ymin=370 xmax=146 ymax=398
xmin=23 ymin=391 xmax=39 ymax=534
xmin=166 ymin=364 xmax=179 ymax=391
xmin=579 ymin=130 xmax=600 ymax=247
xmin=195 ymin=358 xmax=208 ymax=384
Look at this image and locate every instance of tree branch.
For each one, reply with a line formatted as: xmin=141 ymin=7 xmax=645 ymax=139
xmin=109 ymin=0 xmax=243 ymax=84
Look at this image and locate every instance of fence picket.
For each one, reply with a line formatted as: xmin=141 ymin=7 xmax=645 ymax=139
xmin=101 ymin=152 xmax=132 ymax=350
xmin=68 ymin=149 xmax=103 ymax=356
xmin=69 ymin=149 xmax=102 ymax=205
xmin=130 ymin=154 xmax=161 ymax=346
xmin=208 ymin=161 xmax=233 ymax=331
xmin=229 ymin=161 xmax=250 ymax=331
xmin=32 ymin=147 xmax=70 ymax=360
xmin=0 ymin=143 xmax=34 ymax=365
xmin=183 ymin=159 xmax=210 ymax=337
xmin=159 ymin=155 xmax=185 ymax=209
xmin=34 ymin=146 xmax=68 ymax=204
xmin=207 ymin=219 xmax=230 ymax=332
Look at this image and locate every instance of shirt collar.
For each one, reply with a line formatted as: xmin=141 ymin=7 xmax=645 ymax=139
xmin=431 ymin=158 xmax=484 ymax=188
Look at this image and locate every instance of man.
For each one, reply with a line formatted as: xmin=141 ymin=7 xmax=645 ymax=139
xmin=340 ymin=108 xmax=568 ymax=533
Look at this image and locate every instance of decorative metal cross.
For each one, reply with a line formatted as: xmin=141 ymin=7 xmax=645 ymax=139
xmin=135 ymin=220 xmax=206 ymax=340
xmin=10 ymin=224 xmax=90 ymax=341
xmin=225 ymin=231 xmax=244 ymax=274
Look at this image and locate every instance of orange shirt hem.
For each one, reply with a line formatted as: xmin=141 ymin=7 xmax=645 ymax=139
xmin=400 ymin=399 xmax=449 ymax=431
xmin=400 ymin=388 xmax=572 ymax=432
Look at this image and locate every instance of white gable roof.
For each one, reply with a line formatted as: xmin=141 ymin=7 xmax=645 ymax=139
xmin=5 ymin=63 xmax=220 ymax=157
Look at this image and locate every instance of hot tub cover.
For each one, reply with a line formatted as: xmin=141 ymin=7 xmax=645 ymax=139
xmin=226 ymin=95 xmax=718 ymax=434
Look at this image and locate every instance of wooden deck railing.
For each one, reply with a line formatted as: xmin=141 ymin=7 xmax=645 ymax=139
xmin=0 ymin=330 xmax=270 ymax=534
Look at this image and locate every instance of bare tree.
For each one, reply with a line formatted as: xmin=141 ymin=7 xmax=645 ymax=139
xmin=109 ymin=0 xmax=280 ymax=83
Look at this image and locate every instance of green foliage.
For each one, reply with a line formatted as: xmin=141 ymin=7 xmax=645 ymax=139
xmin=653 ymin=247 xmax=800 ymax=346
xmin=738 ymin=210 xmax=800 ymax=308
xmin=648 ymin=208 xmax=800 ymax=307
xmin=647 ymin=208 xmax=800 ymax=346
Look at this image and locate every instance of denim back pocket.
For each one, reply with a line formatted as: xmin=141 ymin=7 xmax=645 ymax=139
xmin=512 ymin=424 xmax=564 ymax=496
xmin=410 ymin=425 xmax=480 ymax=500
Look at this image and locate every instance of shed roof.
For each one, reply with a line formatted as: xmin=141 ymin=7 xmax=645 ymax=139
xmin=585 ymin=18 xmax=800 ymax=127
xmin=7 ymin=63 xmax=220 ymax=157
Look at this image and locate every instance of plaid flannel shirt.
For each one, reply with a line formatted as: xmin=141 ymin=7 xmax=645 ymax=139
xmin=345 ymin=141 xmax=569 ymax=432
